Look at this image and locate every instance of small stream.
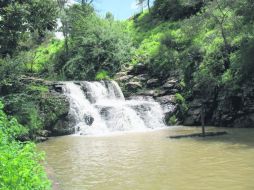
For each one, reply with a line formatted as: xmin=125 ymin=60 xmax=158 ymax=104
xmin=39 ymin=127 xmax=254 ymax=190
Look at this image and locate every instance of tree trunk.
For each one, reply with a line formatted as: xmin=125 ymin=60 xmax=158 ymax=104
xmin=220 ymin=22 xmax=230 ymax=70
xmin=201 ymin=103 xmax=206 ymax=137
xmin=64 ymin=37 xmax=69 ymax=56
xmin=147 ymin=0 xmax=150 ymax=12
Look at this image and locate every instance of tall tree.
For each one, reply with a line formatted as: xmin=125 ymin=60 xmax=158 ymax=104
xmin=0 ymin=0 xmax=58 ymax=57
xmin=136 ymin=0 xmax=146 ymax=13
xmin=57 ymin=4 xmax=133 ymax=80
xmin=76 ymin=0 xmax=94 ymax=5
xmin=27 ymin=0 xmax=58 ymax=41
xmin=147 ymin=0 xmax=151 ymax=12
xmin=205 ymin=0 xmax=235 ymax=70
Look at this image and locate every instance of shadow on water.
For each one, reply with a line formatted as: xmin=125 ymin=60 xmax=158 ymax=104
xmin=170 ymin=126 xmax=254 ymax=149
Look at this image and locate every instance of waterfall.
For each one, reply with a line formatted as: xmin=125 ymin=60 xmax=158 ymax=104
xmin=63 ymin=81 xmax=167 ymax=135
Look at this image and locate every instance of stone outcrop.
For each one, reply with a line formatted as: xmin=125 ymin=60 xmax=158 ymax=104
xmin=115 ymin=63 xmax=254 ymax=128
xmin=115 ymin=63 xmax=180 ymax=125
xmin=184 ymin=81 xmax=254 ymax=128
xmin=1 ymin=76 xmax=72 ymax=137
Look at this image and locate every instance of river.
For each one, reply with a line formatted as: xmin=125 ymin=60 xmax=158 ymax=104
xmin=38 ymin=126 xmax=254 ymax=190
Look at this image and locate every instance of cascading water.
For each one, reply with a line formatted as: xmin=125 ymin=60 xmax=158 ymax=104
xmin=63 ymin=81 xmax=167 ymax=135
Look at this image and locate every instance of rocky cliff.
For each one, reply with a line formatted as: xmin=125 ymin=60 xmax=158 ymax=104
xmin=116 ymin=64 xmax=254 ymax=128
xmin=185 ymin=81 xmax=254 ymax=128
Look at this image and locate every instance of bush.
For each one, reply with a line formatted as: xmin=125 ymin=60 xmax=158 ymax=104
xmin=3 ymin=94 xmax=43 ymax=137
xmin=175 ymin=93 xmax=188 ymax=121
xmin=56 ymin=4 xmax=134 ymax=80
xmin=95 ymin=70 xmax=110 ymax=80
xmin=0 ymin=101 xmax=51 ymax=190
xmin=237 ymin=38 xmax=254 ymax=80
xmin=168 ymin=115 xmax=177 ymax=125
xmin=152 ymin=0 xmax=205 ymax=21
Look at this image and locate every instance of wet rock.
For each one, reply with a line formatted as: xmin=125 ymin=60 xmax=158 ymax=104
xmin=127 ymin=63 xmax=148 ymax=75
xmin=137 ymin=89 xmax=168 ymax=97
xmin=137 ymin=90 xmax=157 ymax=96
xmin=128 ymin=96 xmax=154 ymax=101
xmin=115 ymin=71 xmax=128 ymax=79
xmin=126 ymin=81 xmax=142 ymax=92
xmin=84 ymin=114 xmax=94 ymax=126
xmin=183 ymin=108 xmax=201 ymax=126
xmin=233 ymin=113 xmax=254 ymax=128
xmin=156 ymin=95 xmax=177 ymax=124
xmin=162 ymin=78 xmax=178 ymax=90
xmin=183 ymin=116 xmax=196 ymax=126
xmin=135 ymin=74 xmax=149 ymax=82
xmin=35 ymin=136 xmax=48 ymax=142
xmin=37 ymin=130 xmax=51 ymax=137
xmin=156 ymin=95 xmax=176 ymax=105
xmin=52 ymin=119 xmax=75 ymax=136
xmin=52 ymin=84 xmax=64 ymax=93
xmin=117 ymin=75 xmax=134 ymax=82
xmin=17 ymin=135 xmax=31 ymax=142
xmin=147 ymin=78 xmax=160 ymax=88
xmin=99 ymin=107 xmax=112 ymax=119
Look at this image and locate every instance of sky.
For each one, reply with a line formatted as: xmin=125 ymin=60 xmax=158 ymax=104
xmin=94 ymin=0 xmax=141 ymax=20
xmin=71 ymin=0 xmax=154 ymax=20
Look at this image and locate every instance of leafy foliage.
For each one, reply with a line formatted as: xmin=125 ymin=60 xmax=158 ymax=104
xmin=0 ymin=0 xmax=58 ymax=57
xmin=55 ymin=4 xmax=134 ymax=80
xmin=129 ymin=0 xmax=254 ymax=97
xmin=0 ymin=101 xmax=51 ymax=190
xmin=152 ymin=0 xmax=205 ymax=21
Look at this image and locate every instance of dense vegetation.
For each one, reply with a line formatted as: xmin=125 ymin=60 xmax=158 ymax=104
xmin=1 ymin=0 xmax=254 ymax=188
xmin=1 ymin=0 xmax=254 ymax=134
xmin=54 ymin=4 xmax=133 ymax=80
xmin=0 ymin=101 xmax=51 ymax=190
xmin=128 ymin=0 xmax=254 ymax=99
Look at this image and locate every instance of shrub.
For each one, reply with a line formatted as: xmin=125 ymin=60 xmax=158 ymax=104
xmin=0 ymin=101 xmax=51 ymax=190
xmin=237 ymin=38 xmax=254 ymax=80
xmin=3 ymin=95 xmax=43 ymax=137
xmin=168 ymin=115 xmax=177 ymax=125
xmin=95 ymin=70 xmax=110 ymax=80
xmin=152 ymin=0 xmax=205 ymax=21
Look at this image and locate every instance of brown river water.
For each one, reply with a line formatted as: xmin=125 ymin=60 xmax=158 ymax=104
xmin=38 ymin=126 xmax=254 ymax=190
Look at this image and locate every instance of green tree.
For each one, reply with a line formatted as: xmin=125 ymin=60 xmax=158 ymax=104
xmin=0 ymin=0 xmax=58 ymax=57
xmin=204 ymin=0 xmax=236 ymax=70
xmin=56 ymin=4 xmax=133 ymax=80
xmin=27 ymin=0 xmax=58 ymax=41
xmin=76 ymin=0 xmax=94 ymax=5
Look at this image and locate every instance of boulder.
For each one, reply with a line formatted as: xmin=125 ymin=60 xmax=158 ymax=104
xmin=127 ymin=63 xmax=148 ymax=75
xmin=117 ymin=75 xmax=134 ymax=82
xmin=35 ymin=136 xmax=48 ymax=143
xmin=37 ymin=130 xmax=51 ymax=137
xmin=126 ymin=81 xmax=142 ymax=92
xmin=51 ymin=84 xmax=64 ymax=93
xmin=183 ymin=116 xmax=196 ymax=126
xmin=115 ymin=71 xmax=128 ymax=79
xmin=162 ymin=78 xmax=178 ymax=90
xmin=137 ymin=90 xmax=156 ymax=97
xmin=52 ymin=119 xmax=75 ymax=136
xmin=233 ymin=113 xmax=254 ymax=128
xmin=137 ymin=89 xmax=168 ymax=97
xmin=156 ymin=95 xmax=176 ymax=105
xmin=135 ymin=74 xmax=149 ymax=82
xmin=183 ymin=108 xmax=201 ymax=126
xmin=147 ymin=78 xmax=160 ymax=88
xmin=84 ymin=114 xmax=94 ymax=126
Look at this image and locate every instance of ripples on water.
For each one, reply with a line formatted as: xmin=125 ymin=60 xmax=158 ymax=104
xmin=38 ymin=127 xmax=254 ymax=190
